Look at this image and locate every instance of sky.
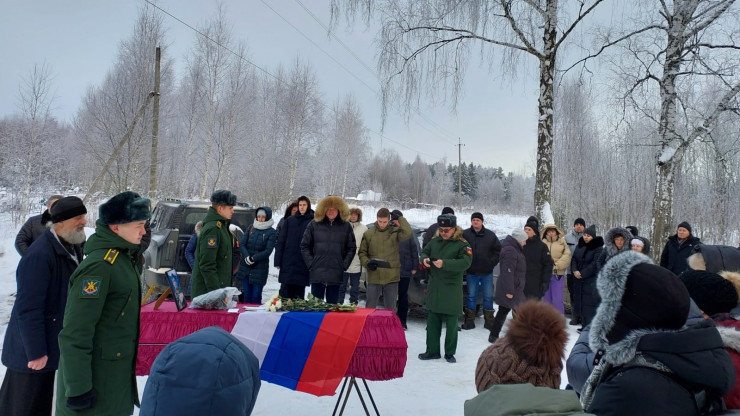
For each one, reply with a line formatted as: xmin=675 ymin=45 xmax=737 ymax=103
xmin=0 ymin=0 xmax=539 ymax=173
xmin=0 ymin=207 xmax=581 ymax=415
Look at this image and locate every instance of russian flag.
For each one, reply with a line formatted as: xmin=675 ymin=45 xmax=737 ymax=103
xmin=232 ymin=308 xmax=374 ymax=396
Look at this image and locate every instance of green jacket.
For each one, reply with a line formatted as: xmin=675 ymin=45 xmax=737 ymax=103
xmin=464 ymin=383 xmax=594 ymax=416
xmin=190 ymin=207 xmax=233 ymax=298
xmin=57 ymin=220 xmax=142 ymax=416
xmin=358 ymin=217 xmax=412 ymax=285
xmin=421 ymin=227 xmax=472 ymax=315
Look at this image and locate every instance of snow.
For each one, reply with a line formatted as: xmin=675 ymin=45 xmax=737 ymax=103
xmin=658 ymin=145 xmax=677 ymax=164
xmin=0 ymin=208 xmax=581 ymax=415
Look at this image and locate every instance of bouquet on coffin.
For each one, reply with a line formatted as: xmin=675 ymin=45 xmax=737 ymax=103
xmin=262 ymin=293 xmax=357 ymax=312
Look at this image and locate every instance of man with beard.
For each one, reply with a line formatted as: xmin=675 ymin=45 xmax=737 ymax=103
xmin=0 ymin=196 xmax=87 ymax=415
xmin=14 ymin=194 xmax=62 ymax=256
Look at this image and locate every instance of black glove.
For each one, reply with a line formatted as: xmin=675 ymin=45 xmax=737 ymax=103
xmin=367 ymin=260 xmax=378 ymax=271
xmin=67 ymin=389 xmax=96 ymax=410
xmin=390 ymin=210 xmax=403 ymax=221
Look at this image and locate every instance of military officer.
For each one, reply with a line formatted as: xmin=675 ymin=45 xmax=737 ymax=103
xmin=56 ymin=191 xmax=151 ymax=415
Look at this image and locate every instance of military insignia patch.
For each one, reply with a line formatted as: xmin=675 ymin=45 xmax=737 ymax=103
xmin=81 ymin=279 xmax=102 ymax=298
xmin=216 ymin=221 xmax=222 ymax=229
xmin=207 ymin=237 xmax=217 ymax=248
xmin=465 ymin=246 xmax=472 ymax=256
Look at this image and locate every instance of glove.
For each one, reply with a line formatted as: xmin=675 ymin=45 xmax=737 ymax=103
xmin=67 ymin=389 xmax=96 ymax=410
xmin=367 ymin=260 xmax=378 ymax=271
xmin=390 ymin=210 xmax=403 ymax=221
xmin=244 ymin=256 xmax=255 ymax=266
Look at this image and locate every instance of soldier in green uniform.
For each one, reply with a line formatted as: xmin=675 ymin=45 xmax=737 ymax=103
xmin=190 ymin=190 xmax=237 ymax=298
xmin=419 ymin=214 xmax=472 ymax=363
xmin=56 ymin=191 xmax=151 ymax=415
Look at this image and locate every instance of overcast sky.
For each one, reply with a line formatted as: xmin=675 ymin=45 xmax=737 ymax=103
xmin=1 ymin=0 xmax=540 ymax=173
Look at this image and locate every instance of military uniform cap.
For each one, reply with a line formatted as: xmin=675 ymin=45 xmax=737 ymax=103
xmin=210 ymin=190 xmax=237 ymax=206
xmin=99 ymin=191 xmax=151 ymax=225
xmin=437 ymin=214 xmax=456 ymax=228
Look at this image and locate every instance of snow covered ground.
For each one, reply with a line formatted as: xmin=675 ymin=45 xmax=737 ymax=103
xmin=0 ymin=208 xmax=581 ymax=415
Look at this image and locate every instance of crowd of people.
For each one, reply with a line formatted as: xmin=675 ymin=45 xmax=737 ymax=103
xmin=4 ymin=190 xmax=740 ymax=415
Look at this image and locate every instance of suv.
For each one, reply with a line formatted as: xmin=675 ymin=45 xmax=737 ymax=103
xmin=142 ymin=198 xmax=255 ymax=297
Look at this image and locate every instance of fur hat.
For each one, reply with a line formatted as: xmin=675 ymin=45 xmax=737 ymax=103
xmin=475 ymin=300 xmax=567 ymax=392
xmin=590 ymin=251 xmax=690 ymax=357
xmin=677 ymin=221 xmax=692 ymax=234
xmin=315 ymin=195 xmax=350 ymax=222
xmin=210 ymin=190 xmax=237 ymax=206
xmin=574 ymin=218 xmax=586 ymax=227
xmin=584 ymin=224 xmax=597 ymax=238
xmin=50 ymin=196 xmax=87 ymax=224
xmin=681 ymin=270 xmax=739 ymax=316
xmin=471 ymin=212 xmax=484 ymax=222
xmin=437 ymin=214 xmax=456 ymax=228
xmin=626 ymin=226 xmax=639 ymax=237
xmin=348 ymin=206 xmax=363 ymax=222
xmin=510 ymin=228 xmax=528 ymax=243
xmin=441 ymin=206 xmax=455 ymax=215
xmin=99 ymin=191 xmax=151 ymax=225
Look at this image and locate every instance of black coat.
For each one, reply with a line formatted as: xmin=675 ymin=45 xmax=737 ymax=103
xmin=1 ymin=229 xmax=83 ymax=372
xmin=462 ymin=226 xmax=501 ymax=275
xmin=570 ymin=236 xmax=604 ymax=322
xmin=522 ymin=236 xmax=553 ymax=299
xmin=300 ymin=216 xmax=356 ymax=285
xmin=275 ymin=209 xmax=314 ymax=286
xmin=14 ymin=212 xmax=48 ymax=256
xmin=661 ymin=234 xmax=701 ymax=275
xmin=422 ymin=223 xmax=440 ymax=248
xmin=398 ymin=237 xmax=419 ymax=279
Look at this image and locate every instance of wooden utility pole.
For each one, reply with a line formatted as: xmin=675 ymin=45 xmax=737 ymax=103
xmin=457 ymin=138 xmax=464 ymax=212
xmin=149 ymin=47 xmax=161 ymax=199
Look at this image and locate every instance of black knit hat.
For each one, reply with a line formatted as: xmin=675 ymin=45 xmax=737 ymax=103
xmin=471 ymin=212 xmax=484 ymax=222
xmin=99 ymin=191 xmax=152 ymax=225
xmin=210 ymin=190 xmax=237 ymax=206
xmin=574 ymin=218 xmax=586 ymax=227
xmin=50 ymin=196 xmax=87 ymax=224
xmin=681 ymin=270 xmax=739 ymax=316
xmin=437 ymin=214 xmax=456 ymax=228
xmin=677 ymin=221 xmax=692 ymax=234
xmin=442 ymin=206 xmax=455 ymax=215
xmin=584 ymin=224 xmax=597 ymax=238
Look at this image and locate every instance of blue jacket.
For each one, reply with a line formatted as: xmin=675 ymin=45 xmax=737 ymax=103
xmin=398 ymin=237 xmax=419 ymax=279
xmin=185 ymin=234 xmax=197 ymax=270
xmin=275 ymin=209 xmax=314 ymax=286
xmin=2 ymin=229 xmax=83 ymax=373
xmin=140 ymin=326 xmax=261 ymax=415
xmin=236 ymin=207 xmax=277 ymax=286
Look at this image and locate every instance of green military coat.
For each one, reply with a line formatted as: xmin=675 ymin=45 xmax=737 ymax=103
xmin=190 ymin=207 xmax=233 ymax=298
xmin=358 ymin=216 xmax=412 ymax=285
xmin=421 ymin=227 xmax=472 ymax=315
xmin=56 ymin=220 xmax=142 ymax=416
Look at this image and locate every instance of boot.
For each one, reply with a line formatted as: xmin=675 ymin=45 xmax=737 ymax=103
xmin=488 ymin=312 xmax=507 ymax=343
xmin=483 ymin=309 xmax=495 ymax=331
xmin=462 ymin=307 xmax=476 ymax=330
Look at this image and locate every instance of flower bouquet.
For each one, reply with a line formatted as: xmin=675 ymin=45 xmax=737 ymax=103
xmin=262 ymin=293 xmax=357 ymax=312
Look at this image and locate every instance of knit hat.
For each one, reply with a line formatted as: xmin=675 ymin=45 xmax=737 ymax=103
xmin=437 ymin=214 xmax=456 ymax=228
xmin=50 ymin=196 xmax=87 ymax=224
xmin=677 ymin=221 xmax=692 ymax=234
xmin=584 ymin=224 xmax=597 ymax=238
xmin=441 ymin=206 xmax=455 ymax=215
xmin=590 ymin=251 xmax=690 ymax=354
xmin=99 ymin=191 xmax=152 ymax=225
xmin=630 ymin=238 xmax=644 ymax=248
xmin=510 ymin=228 xmax=528 ymax=243
xmin=626 ymin=226 xmax=639 ymax=237
xmin=681 ymin=270 xmax=739 ymax=316
xmin=574 ymin=218 xmax=586 ymax=227
xmin=471 ymin=212 xmax=484 ymax=222
xmin=211 ymin=190 xmax=237 ymax=206
xmin=475 ymin=300 xmax=566 ymax=392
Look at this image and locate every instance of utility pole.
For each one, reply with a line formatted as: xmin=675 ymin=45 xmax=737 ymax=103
xmin=149 ymin=46 xmax=161 ymax=200
xmin=457 ymin=138 xmax=464 ymax=212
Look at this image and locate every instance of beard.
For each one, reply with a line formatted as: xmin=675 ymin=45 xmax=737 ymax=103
xmin=59 ymin=228 xmax=87 ymax=245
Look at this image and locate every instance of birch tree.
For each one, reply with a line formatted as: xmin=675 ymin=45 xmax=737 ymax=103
xmin=330 ymin=0 xmax=605 ymax=221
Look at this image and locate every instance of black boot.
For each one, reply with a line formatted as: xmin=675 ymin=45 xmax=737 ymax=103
xmin=462 ymin=307 xmax=476 ymax=330
xmin=483 ymin=309 xmax=496 ymax=331
xmin=418 ymin=352 xmax=441 ymax=360
xmin=488 ymin=312 xmax=507 ymax=343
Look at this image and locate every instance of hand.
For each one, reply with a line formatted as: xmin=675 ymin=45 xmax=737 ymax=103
xmin=574 ymin=271 xmax=582 ymax=279
xmin=506 ymin=294 xmax=513 ymax=299
xmin=431 ymin=259 xmax=443 ymax=268
xmin=67 ymin=389 xmax=96 ymax=410
xmin=422 ymin=258 xmax=431 ymax=267
xmin=367 ymin=260 xmax=378 ymax=271
xmin=28 ymin=355 xmax=48 ymax=371
xmin=411 ymin=270 xmax=417 ymax=275
xmin=244 ymin=256 xmax=255 ymax=265
xmin=391 ymin=210 xmax=403 ymax=221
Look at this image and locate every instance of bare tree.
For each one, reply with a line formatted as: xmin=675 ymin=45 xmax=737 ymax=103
xmin=330 ymin=0 xmax=605 ymax=221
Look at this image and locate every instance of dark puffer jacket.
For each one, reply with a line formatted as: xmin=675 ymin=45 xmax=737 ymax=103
xmin=140 ymin=326 xmax=260 ymax=415
xmin=14 ymin=212 xmax=49 ymax=256
xmin=462 ymin=226 xmax=501 ymax=275
xmin=275 ymin=208 xmax=314 ymax=286
xmin=571 ymin=236 xmax=604 ymax=324
xmin=236 ymin=207 xmax=277 ymax=287
xmin=660 ymin=233 xmax=701 ymax=275
xmin=300 ymin=196 xmax=356 ymax=285
xmin=398 ymin=237 xmax=419 ymax=279
xmin=522 ymin=236 xmax=554 ymax=299
xmin=494 ymin=236 xmax=526 ymax=310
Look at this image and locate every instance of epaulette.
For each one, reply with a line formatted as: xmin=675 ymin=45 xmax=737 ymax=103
xmin=216 ymin=221 xmax=222 ymax=229
xmin=103 ymin=249 xmax=119 ymax=265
